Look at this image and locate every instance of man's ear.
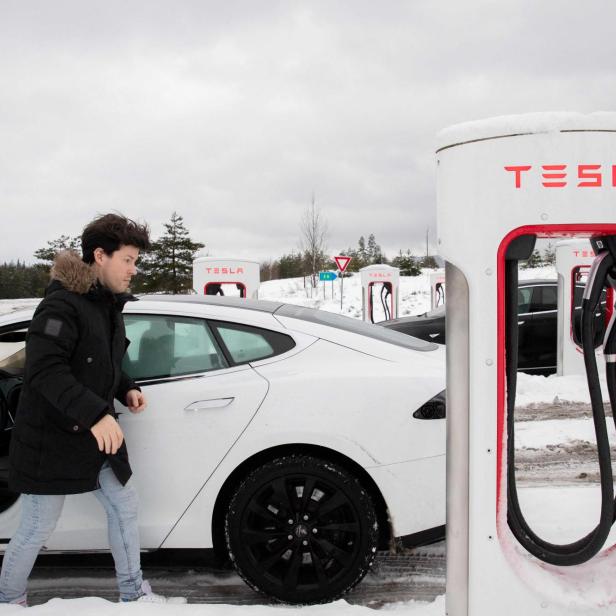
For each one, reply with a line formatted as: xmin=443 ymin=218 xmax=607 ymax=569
xmin=93 ymin=248 xmax=105 ymax=265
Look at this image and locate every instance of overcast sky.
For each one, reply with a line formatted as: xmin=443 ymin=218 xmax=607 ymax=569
xmin=2 ymin=1 xmax=616 ymax=266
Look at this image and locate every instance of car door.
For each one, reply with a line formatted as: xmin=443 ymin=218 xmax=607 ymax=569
xmin=0 ymin=322 xmax=29 ymax=531
xmin=47 ymin=311 xmax=270 ymax=550
xmin=525 ymin=284 xmax=558 ymax=373
xmin=516 ymin=285 xmax=534 ymax=369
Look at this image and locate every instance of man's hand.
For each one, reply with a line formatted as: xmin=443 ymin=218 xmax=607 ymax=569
xmin=126 ymin=389 xmax=147 ymax=413
xmin=90 ymin=414 xmax=124 ymax=455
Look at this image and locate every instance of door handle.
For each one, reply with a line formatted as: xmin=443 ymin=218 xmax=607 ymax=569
xmin=184 ymin=398 xmax=234 ymax=411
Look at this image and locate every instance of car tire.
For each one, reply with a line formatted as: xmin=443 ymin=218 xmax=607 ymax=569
xmin=224 ymin=454 xmax=378 ymax=604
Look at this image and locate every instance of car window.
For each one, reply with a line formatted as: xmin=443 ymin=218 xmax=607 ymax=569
xmin=530 ymin=285 xmax=557 ymax=312
xmin=123 ymin=314 xmax=228 ymax=380
xmin=210 ymin=321 xmax=295 ymax=364
xmin=0 ymin=327 xmax=28 ymax=372
xmin=517 ymin=287 xmax=533 ymax=314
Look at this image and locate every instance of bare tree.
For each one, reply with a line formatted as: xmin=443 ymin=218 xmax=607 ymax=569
xmin=299 ymin=194 xmax=328 ymax=291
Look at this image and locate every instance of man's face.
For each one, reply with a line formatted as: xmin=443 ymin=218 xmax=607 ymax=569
xmin=94 ymin=244 xmax=140 ymax=293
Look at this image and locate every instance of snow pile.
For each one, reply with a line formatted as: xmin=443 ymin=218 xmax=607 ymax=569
xmin=515 ymin=417 xmax=615 ymax=450
xmin=518 ymin=265 xmax=556 ymax=281
xmin=436 ymin=111 xmax=616 ymax=150
xmin=515 ymin=371 xmax=605 ymax=406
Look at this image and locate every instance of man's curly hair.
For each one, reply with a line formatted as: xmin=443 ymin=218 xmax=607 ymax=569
xmin=81 ymin=213 xmax=151 ymax=264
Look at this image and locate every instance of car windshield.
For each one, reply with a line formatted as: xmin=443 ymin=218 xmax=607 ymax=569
xmin=275 ymin=304 xmax=437 ymax=351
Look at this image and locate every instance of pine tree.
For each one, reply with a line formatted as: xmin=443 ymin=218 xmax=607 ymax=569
xmin=278 ymin=252 xmax=305 ymax=279
xmin=136 ymin=212 xmax=204 ymax=294
xmin=391 ymin=250 xmax=421 ymax=276
xmin=367 ymin=233 xmax=384 ymax=264
xmin=420 ymin=255 xmax=439 ymax=269
xmin=543 ymin=243 xmax=556 ymax=266
xmin=34 ymin=235 xmax=81 ymax=267
xmin=521 ymin=249 xmax=543 ymax=270
xmin=357 ymin=236 xmax=368 ymax=266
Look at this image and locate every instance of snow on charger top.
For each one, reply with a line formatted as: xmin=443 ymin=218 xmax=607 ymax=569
xmin=436 ymin=111 xmax=616 ymax=152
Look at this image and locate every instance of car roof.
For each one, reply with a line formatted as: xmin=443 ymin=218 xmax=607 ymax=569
xmin=138 ymin=294 xmax=284 ymax=313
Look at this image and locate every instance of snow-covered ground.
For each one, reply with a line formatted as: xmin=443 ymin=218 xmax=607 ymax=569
xmin=259 ymin=270 xmax=438 ymax=320
xmin=0 ymin=597 xmax=447 ymax=615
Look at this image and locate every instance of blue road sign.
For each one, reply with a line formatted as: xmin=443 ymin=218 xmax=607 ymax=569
xmin=319 ymin=271 xmax=337 ymax=281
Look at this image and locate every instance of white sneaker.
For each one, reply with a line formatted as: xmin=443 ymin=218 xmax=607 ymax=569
xmin=134 ymin=580 xmax=187 ymax=604
xmin=9 ymin=594 xmax=27 ymax=608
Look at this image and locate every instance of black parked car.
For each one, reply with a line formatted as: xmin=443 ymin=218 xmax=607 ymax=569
xmin=381 ymin=279 xmax=607 ymax=376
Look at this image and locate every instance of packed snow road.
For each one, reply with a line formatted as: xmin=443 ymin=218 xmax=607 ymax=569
xmin=22 ymin=545 xmax=446 ymax=608
xmin=514 ymin=401 xmax=616 ymax=484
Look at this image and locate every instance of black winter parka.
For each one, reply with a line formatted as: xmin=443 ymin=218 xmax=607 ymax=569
xmin=9 ymin=250 xmax=140 ymax=494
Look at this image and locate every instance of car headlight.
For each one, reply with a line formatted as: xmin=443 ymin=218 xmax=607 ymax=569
xmin=413 ymin=390 xmax=446 ymax=420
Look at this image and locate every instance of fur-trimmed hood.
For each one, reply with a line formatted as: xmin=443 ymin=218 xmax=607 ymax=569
xmin=48 ymin=249 xmax=138 ymax=308
xmin=49 ymin=249 xmax=97 ymax=294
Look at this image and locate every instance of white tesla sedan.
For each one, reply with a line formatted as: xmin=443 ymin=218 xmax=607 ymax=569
xmin=0 ymin=295 xmax=445 ymax=604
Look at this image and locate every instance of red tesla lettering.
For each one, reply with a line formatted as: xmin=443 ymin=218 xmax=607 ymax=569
xmin=578 ymin=164 xmax=602 ymax=187
xmin=238 ymin=267 xmax=244 ymax=274
xmin=504 ymin=165 xmax=531 ymax=188
xmin=222 ymin=267 xmax=228 ymax=274
xmin=542 ymin=165 xmax=567 ymax=188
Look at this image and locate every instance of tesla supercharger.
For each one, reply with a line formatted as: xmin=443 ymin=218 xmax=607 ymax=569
xmin=556 ymin=239 xmax=613 ymax=376
xmin=430 ymin=269 xmax=446 ymax=309
xmin=360 ymin=264 xmax=399 ymax=323
xmin=437 ymin=113 xmax=616 ymax=616
xmin=192 ymin=257 xmax=260 ymax=299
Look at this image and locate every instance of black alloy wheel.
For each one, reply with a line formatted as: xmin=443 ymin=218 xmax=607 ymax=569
xmin=224 ymin=454 xmax=379 ymax=604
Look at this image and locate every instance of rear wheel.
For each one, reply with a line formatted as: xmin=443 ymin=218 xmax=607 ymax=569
xmin=225 ymin=454 xmax=378 ymax=604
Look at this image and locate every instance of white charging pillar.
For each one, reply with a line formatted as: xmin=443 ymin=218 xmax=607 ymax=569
xmin=437 ymin=113 xmax=616 ymax=616
xmin=192 ymin=258 xmax=260 ymax=299
xmin=360 ymin=264 xmax=399 ymax=323
xmin=429 ymin=269 xmax=446 ymax=309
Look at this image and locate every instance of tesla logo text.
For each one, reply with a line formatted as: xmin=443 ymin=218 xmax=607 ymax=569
xmin=504 ymin=165 xmax=616 ymax=188
xmin=368 ymin=273 xmax=393 ymax=278
xmin=572 ymin=250 xmax=596 ymax=258
xmin=205 ymin=267 xmax=245 ymax=275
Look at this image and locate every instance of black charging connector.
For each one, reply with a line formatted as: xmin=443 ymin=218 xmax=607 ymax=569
xmin=506 ymin=234 xmax=616 ymax=565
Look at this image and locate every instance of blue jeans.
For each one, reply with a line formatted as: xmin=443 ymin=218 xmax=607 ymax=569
xmin=0 ymin=461 xmax=144 ymax=602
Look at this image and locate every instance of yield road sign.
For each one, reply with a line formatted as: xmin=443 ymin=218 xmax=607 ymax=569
xmin=334 ymin=256 xmax=352 ymax=272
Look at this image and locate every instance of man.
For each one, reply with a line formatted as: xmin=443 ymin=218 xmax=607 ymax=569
xmin=0 ymin=213 xmax=186 ymax=606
